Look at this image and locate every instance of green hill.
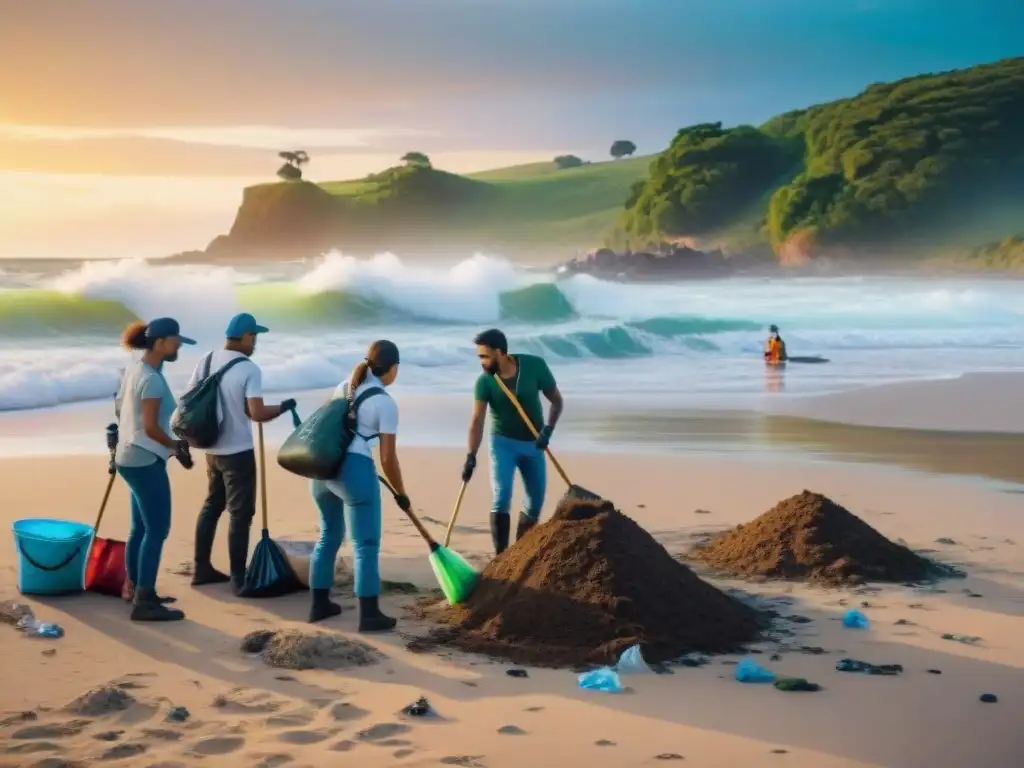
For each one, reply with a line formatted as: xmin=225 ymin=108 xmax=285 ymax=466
xmin=619 ymin=56 xmax=1024 ymax=261
xmin=211 ymin=155 xmax=653 ymax=259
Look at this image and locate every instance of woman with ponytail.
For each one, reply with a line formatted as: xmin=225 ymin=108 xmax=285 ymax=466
xmin=309 ymin=339 xmax=406 ymax=631
xmin=114 ymin=317 xmax=195 ymax=622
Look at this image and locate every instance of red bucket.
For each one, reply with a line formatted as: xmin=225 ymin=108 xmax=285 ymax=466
xmin=85 ymin=535 xmax=126 ymax=597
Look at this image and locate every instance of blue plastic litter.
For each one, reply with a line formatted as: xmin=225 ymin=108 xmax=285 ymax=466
xmin=616 ymin=644 xmax=653 ymax=674
xmin=578 ymin=667 xmax=624 ymax=693
xmin=12 ymin=518 xmax=92 ymax=596
xmin=735 ymin=657 xmax=776 ymax=683
xmin=842 ymin=609 xmax=870 ymax=629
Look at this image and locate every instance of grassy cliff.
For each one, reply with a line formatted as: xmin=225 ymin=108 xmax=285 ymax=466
xmin=210 ymin=156 xmax=653 ymax=259
xmin=619 ymin=56 xmax=1024 ymax=261
xmin=210 ymin=56 xmax=1024 ymax=265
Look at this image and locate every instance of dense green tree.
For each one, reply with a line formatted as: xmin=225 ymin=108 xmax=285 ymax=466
xmin=554 ymin=154 xmax=584 ymax=169
xmin=276 ymin=150 xmax=309 ymax=181
xmin=610 ymin=140 xmax=637 ymax=159
xmin=401 ymin=151 xmax=432 ymax=168
xmin=618 ymin=56 xmax=1024 ymax=254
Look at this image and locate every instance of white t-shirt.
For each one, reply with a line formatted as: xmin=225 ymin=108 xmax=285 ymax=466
xmin=334 ymin=372 xmax=398 ymax=459
xmin=185 ymin=349 xmax=263 ymax=456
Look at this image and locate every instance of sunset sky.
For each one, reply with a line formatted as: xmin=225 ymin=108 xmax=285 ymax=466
xmin=1 ymin=0 xmax=1020 ymax=258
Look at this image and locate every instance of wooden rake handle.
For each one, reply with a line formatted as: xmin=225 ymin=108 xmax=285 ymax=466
xmin=443 ymin=482 xmax=468 ymax=548
xmin=491 ymin=373 xmax=573 ymax=488
xmin=257 ymin=423 xmax=269 ymax=530
xmin=378 ymin=473 xmax=436 ymax=547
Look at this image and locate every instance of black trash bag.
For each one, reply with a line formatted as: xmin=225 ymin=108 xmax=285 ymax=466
xmin=238 ymin=530 xmax=303 ymax=598
xmin=277 ymin=387 xmax=384 ymax=480
xmin=171 ymin=353 xmax=247 ymax=449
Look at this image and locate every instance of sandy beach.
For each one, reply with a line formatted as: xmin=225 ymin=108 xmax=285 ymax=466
xmin=2 ymin=405 xmax=1023 ymax=768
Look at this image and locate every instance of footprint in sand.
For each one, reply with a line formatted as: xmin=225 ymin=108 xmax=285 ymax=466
xmin=440 ymin=757 xmax=487 ymax=767
xmin=189 ymin=736 xmax=246 ymax=756
xmin=497 ymin=725 xmax=525 ymax=735
xmin=595 ymin=740 xmax=616 ymax=747
xmin=276 ymin=730 xmax=331 ymax=746
xmin=212 ymin=689 xmax=283 ymax=715
xmin=330 ymin=740 xmax=357 ymax=752
xmin=393 ymin=748 xmax=417 ymax=759
xmin=248 ymin=754 xmax=294 ymax=768
xmin=3 ymin=741 xmax=64 ymax=755
xmin=99 ymin=743 xmax=147 ymax=761
xmin=330 ymin=702 xmax=370 ymax=723
xmin=141 ymin=728 xmax=183 ymax=742
xmin=265 ymin=708 xmax=318 ymax=729
xmin=356 ymin=723 xmax=411 ymax=742
xmin=11 ymin=720 xmax=92 ymax=740
xmin=21 ymin=758 xmax=86 ymax=768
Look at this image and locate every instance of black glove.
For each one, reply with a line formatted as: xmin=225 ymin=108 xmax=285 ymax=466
xmin=394 ymin=494 xmax=411 ymax=512
xmin=461 ymin=453 xmax=477 ymax=483
xmin=173 ymin=440 xmax=194 ymax=469
xmin=535 ymin=425 xmax=554 ymax=451
xmin=105 ymin=424 xmax=119 ymax=452
xmin=279 ymin=398 xmax=297 ymax=414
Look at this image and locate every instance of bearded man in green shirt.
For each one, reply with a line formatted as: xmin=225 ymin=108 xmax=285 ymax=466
xmin=463 ymin=328 xmax=564 ymax=555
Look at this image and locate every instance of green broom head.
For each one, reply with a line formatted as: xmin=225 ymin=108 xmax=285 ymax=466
xmin=428 ymin=543 xmax=479 ymax=605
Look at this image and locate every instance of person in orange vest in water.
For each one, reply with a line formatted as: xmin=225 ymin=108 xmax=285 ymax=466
xmin=764 ymin=324 xmax=787 ymax=364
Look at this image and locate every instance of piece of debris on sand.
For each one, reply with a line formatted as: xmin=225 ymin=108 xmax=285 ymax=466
xmin=412 ymin=497 xmax=762 ymax=667
xmin=64 ymin=686 xmax=137 ymax=717
xmin=242 ymin=629 xmax=384 ymax=671
xmin=691 ymin=490 xmax=955 ymax=585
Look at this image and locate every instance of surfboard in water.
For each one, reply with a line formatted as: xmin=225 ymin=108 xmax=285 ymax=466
xmin=784 ymin=356 xmax=830 ymax=364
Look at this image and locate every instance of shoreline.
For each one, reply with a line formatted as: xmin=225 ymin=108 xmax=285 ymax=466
xmin=4 ymin=373 xmax=1023 ymax=488
xmin=2 ymin=447 xmax=1023 ymax=767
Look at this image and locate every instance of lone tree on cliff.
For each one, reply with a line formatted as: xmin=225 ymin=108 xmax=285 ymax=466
xmin=276 ymin=150 xmax=310 ymax=181
xmin=610 ymin=140 xmax=637 ymax=159
xmin=401 ymin=151 xmax=432 ymax=169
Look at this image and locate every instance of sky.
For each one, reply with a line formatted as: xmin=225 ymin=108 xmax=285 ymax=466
xmin=0 ymin=0 xmax=1021 ymax=258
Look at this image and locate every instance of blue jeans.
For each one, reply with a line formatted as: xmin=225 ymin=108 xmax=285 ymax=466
xmin=309 ymin=454 xmax=382 ymax=597
xmin=490 ymin=433 xmax=547 ymax=521
xmin=117 ymin=460 xmax=172 ymax=590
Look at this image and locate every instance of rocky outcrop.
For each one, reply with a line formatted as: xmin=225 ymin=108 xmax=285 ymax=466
xmin=554 ymin=245 xmax=735 ymax=280
xmin=204 ymin=181 xmax=351 ymax=260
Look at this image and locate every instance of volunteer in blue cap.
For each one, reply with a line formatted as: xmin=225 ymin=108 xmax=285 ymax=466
xmin=114 ymin=317 xmax=195 ymax=622
xmin=187 ymin=312 xmax=296 ymax=593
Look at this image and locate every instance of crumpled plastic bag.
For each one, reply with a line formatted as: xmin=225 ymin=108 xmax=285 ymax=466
xmin=615 ymin=644 xmax=653 ymax=674
xmin=578 ymin=667 xmax=623 ymax=693
xmin=735 ymin=657 xmax=776 ymax=683
xmin=842 ymin=609 xmax=870 ymax=629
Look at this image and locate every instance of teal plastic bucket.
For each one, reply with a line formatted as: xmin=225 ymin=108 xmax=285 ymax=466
xmin=12 ymin=518 xmax=93 ymax=596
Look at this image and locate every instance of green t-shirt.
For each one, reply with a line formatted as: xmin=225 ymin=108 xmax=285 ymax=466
xmin=474 ymin=354 xmax=556 ymax=442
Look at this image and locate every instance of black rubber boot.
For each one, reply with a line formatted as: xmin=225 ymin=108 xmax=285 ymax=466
xmin=227 ymin=519 xmax=251 ymax=592
xmin=358 ymin=597 xmax=397 ymax=633
xmin=490 ymin=513 xmax=511 ymax=555
xmin=191 ymin=562 xmax=230 ymax=587
xmin=516 ymin=513 xmax=537 ymax=542
xmin=308 ymin=588 xmax=342 ymax=623
xmin=131 ymin=587 xmax=185 ymax=622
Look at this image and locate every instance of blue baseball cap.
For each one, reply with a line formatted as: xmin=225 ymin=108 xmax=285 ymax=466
xmin=146 ymin=317 xmax=195 ymax=345
xmin=225 ymin=312 xmax=269 ymax=338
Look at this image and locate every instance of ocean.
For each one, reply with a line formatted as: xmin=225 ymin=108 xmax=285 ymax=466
xmin=1 ymin=252 xmax=1023 ymax=416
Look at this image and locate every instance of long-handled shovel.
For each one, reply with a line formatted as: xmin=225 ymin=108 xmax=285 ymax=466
xmin=491 ymin=374 xmax=602 ymax=502
xmin=84 ymin=428 xmax=128 ymax=598
xmin=378 ymin=474 xmax=478 ymax=605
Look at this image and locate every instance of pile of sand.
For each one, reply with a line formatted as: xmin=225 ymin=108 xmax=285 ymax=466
xmin=416 ymin=498 xmax=761 ymax=667
xmin=691 ymin=490 xmax=941 ymax=584
xmin=242 ymin=629 xmax=383 ymax=671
